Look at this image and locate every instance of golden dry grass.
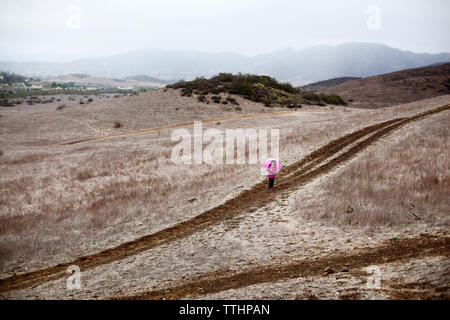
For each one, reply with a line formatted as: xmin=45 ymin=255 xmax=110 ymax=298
xmin=296 ymin=108 xmax=450 ymax=228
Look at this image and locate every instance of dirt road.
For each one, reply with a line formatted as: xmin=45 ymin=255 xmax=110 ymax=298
xmin=116 ymin=234 xmax=449 ymax=299
xmin=57 ymin=109 xmax=334 ymax=146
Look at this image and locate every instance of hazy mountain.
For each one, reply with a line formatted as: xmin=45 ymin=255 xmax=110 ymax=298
xmin=1 ymin=43 xmax=449 ymax=86
xmin=123 ymin=74 xmax=176 ymax=84
xmin=43 ymin=73 xmax=170 ymax=88
xmin=301 ymin=77 xmax=362 ymax=90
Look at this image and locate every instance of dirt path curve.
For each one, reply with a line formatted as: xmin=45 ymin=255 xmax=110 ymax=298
xmin=116 ymin=234 xmax=450 ymax=300
xmin=57 ymin=109 xmax=333 ymax=146
xmin=1 ymin=104 xmax=448 ymax=294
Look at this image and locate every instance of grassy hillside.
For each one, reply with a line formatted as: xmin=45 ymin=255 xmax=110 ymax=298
xmin=320 ymin=63 xmax=450 ymax=108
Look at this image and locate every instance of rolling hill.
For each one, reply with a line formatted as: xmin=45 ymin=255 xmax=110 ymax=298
xmin=301 ymin=77 xmax=362 ymax=90
xmin=317 ymin=63 xmax=450 ymax=108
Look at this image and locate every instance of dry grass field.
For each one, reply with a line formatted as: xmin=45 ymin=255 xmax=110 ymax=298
xmin=298 ymin=108 xmax=450 ymax=228
xmin=0 ymin=89 xmax=448 ymax=299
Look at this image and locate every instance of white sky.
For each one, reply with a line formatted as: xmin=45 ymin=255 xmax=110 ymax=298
xmin=0 ymin=0 xmax=449 ymax=62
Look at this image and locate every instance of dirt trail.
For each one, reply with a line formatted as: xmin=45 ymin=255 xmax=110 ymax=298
xmin=57 ymin=109 xmax=333 ymax=146
xmin=0 ymin=104 xmax=448 ymax=294
xmin=117 ymin=234 xmax=450 ymax=300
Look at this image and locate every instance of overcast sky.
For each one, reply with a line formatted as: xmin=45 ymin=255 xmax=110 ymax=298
xmin=0 ymin=0 xmax=449 ymax=62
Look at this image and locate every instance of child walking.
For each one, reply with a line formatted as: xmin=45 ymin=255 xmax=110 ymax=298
xmin=268 ymin=160 xmax=277 ymax=190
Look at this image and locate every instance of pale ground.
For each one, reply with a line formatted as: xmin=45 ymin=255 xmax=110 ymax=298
xmin=197 ymin=255 xmax=449 ymax=300
xmin=0 ymin=91 xmax=449 ymax=299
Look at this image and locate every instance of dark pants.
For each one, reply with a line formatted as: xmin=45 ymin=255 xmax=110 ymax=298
xmin=269 ymin=177 xmax=275 ymax=189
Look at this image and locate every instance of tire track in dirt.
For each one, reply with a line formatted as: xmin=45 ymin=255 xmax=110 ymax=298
xmin=57 ymin=109 xmax=332 ymax=146
xmin=281 ymin=104 xmax=450 ymax=191
xmin=116 ymin=234 xmax=450 ymax=300
xmin=0 ymin=104 xmax=448 ymax=294
xmin=279 ymin=117 xmax=405 ymax=181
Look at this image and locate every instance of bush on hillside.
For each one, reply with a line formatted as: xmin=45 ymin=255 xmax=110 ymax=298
xmin=167 ymin=73 xmax=346 ymax=108
xmin=320 ymin=93 xmax=348 ymax=106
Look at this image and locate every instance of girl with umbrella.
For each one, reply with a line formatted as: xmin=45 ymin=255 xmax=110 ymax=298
xmin=263 ymin=158 xmax=281 ymax=190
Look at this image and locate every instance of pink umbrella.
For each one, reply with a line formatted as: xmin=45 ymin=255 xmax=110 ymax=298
xmin=263 ymin=158 xmax=281 ymax=173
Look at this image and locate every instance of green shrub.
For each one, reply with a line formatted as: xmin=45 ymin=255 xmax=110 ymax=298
xmin=320 ymin=94 xmax=347 ymax=106
xmin=0 ymin=99 xmax=14 ymax=107
xmin=211 ymin=96 xmax=222 ymax=103
xmin=226 ymin=96 xmax=239 ymax=105
xmin=302 ymin=91 xmax=321 ymax=102
xmin=212 ymin=73 xmax=234 ymax=82
xmin=230 ymin=81 xmax=254 ymax=96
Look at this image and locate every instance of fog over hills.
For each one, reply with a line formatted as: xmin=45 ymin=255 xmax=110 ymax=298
xmin=1 ymin=42 xmax=449 ymax=86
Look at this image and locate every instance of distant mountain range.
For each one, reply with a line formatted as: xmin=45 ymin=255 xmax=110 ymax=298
xmin=1 ymin=43 xmax=449 ymax=86
xmin=43 ymin=73 xmax=171 ymax=88
xmin=123 ymin=74 xmax=174 ymax=84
